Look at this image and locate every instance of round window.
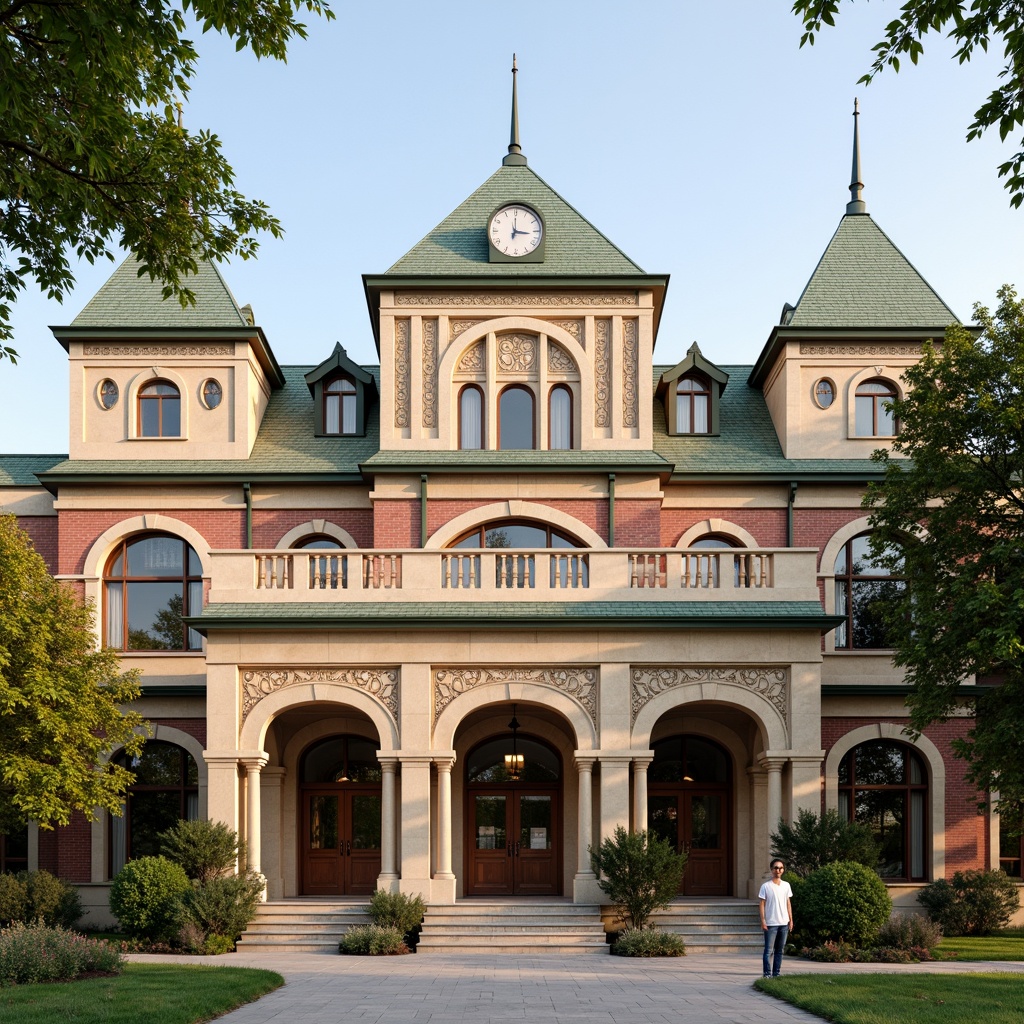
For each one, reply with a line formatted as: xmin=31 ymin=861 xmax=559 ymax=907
xmin=202 ymin=379 xmax=223 ymax=410
xmin=99 ymin=379 xmax=119 ymax=409
xmin=813 ymin=378 xmax=835 ymax=409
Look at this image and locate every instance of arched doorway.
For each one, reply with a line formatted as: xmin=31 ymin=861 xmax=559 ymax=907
xmin=299 ymin=735 xmax=382 ymax=896
xmin=647 ymin=735 xmax=731 ymax=896
xmin=465 ymin=733 xmax=562 ymax=896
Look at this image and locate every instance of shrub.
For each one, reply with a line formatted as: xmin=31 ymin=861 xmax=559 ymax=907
xmin=799 ymin=860 xmax=892 ymax=947
xmin=109 ymin=857 xmax=190 ymax=941
xmin=179 ymin=871 xmax=265 ymax=943
xmin=611 ymin=927 xmax=686 ymax=957
xmin=0 ymin=922 xmax=123 ymax=985
xmin=339 ymin=924 xmax=408 ymax=955
xmin=589 ymin=826 xmax=687 ymax=931
xmin=0 ymin=875 xmax=27 ymax=927
xmin=917 ymin=870 xmax=1020 ymax=935
xmin=770 ymin=809 xmax=881 ymax=878
xmin=20 ymin=870 xmax=82 ymax=929
xmin=203 ymin=933 xmax=236 ymax=955
xmin=160 ymin=819 xmax=243 ymax=885
xmin=367 ymin=890 xmax=425 ymax=934
xmin=800 ymin=939 xmax=856 ymax=962
xmin=875 ymin=913 xmax=942 ymax=951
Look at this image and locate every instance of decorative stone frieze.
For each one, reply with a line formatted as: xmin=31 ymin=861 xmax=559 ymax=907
xmin=547 ymin=342 xmax=578 ymax=375
xmin=450 ymin=319 xmax=484 ymax=340
xmin=83 ymin=344 xmax=234 ymax=356
xmin=630 ymin=666 xmax=788 ymax=724
xmin=548 ymin=319 xmax=584 ymax=345
xmin=433 ymin=666 xmax=598 ymax=731
xmin=798 ymin=343 xmax=923 ymax=356
xmin=395 ymin=319 xmax=410 ymax=428
xmin=396 ymin=292 xmax=638 ymax=307
xmin=496 ymin=333 xmax=537 ymax=374
xmin=595 ymin=318 xmax=611 ymax=427
xmin=622 ymin=318 xmax=638 ymax=428
xmin=240 ymin=667 xmax=400 ymax=724
xmin=456 ymin=341 xmax=485 ymax=373
xmin=422 ymin=319 xmax=438 ymax=428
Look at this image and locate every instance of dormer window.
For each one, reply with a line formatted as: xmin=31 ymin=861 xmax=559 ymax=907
xmin=325 ymin=377 xmax=357 ymax=435
xmin=658 ymin=342 xmax=729 ymax=437
xmin=676 ymin=376 xmax=710 ymax=434
xmin=139 ymin=381 xmax=181 ymax=437
xmin=855 ymin=379 xmax=898 ymax=436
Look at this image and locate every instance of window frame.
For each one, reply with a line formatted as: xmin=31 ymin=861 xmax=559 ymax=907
xmin=324 ymin=375 xmax=358 ymax=436
xmin=833 ymin=532 xmax=905 ymax=650
xmin=854 ymin=378 xmax=899 ymax=437
xmin=137 ymin=380 xmax=181 ymax=438
xmin=459 ymin=384 xmax=485 ymax=450
xmin=497 ymin=384 xmax=536 ymax=450
xmin=548 ymin=384 xmax=573 ymax=450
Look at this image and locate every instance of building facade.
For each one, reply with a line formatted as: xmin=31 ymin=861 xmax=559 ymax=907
xmin=2 ymin=104 xmax=1017 ymax=925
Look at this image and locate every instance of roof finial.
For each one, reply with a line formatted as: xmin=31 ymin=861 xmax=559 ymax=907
xmin=847 ymin=98 xmax=867 ymax=214
xmin=503 ymin=53 xmax=528 ymax=166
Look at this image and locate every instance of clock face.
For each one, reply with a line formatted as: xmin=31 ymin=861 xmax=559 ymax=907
xmin=489 ymin=204 xmax=543 ymax=257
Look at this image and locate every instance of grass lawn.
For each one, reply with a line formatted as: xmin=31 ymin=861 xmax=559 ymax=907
xmin=0 ymin=963 xmax=283 ymax=1024
xmin=756 ymin=973 xmax=1024 ymax=1024
xmin=936 ymin=932 xmax=1024 ymax=961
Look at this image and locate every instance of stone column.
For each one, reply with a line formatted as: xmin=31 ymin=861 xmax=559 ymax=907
xmin=398 ymin=754 xmax=433 ymax=899
xmin=203 ymin=753 xmax=244 ymax=837
xmin=573 ymin=754 xmax=598 ymax=902
xmin=261 ymin=767 xmax=286 ymax=900
xmin=240 ymin=754 xmax=268 ymax=895
xmin=632 ymin=755 xmax=653 ymax=832
xmin=747 ymin=764 xmax=768 ymax=897
xmin=379 ymin=757 xmax=399 ymax=886
xmin=598 ymin=755 xmax=631 ymax=840
xmin=432 ymin=754 xmax=456 ymax=903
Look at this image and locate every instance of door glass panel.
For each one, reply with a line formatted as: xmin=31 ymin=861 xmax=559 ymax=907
xmin=351 ymin=795 xmax=381 ymax=850
xmin=690 ymin=795 xmax=722 ymax=849
xmin=309 ymin=795 xmax=338 ymax=850
xmin=648 ymin=795 xmax=679 ymax=848
xmin=519 ymin=795 xmax=552 ymax=850
xmin=474 ymin=795 xmax=507 ymax=849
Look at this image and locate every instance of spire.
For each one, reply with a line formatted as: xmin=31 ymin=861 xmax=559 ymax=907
xmin=503 ymin=54 xmax=528 ymax=166
xmin=847 ymin=98 xmax=866 ymax=214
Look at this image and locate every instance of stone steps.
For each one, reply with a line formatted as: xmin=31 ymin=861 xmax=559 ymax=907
xmin=647 ymin=901 xmax=763 ymax=953
xmin=236 ymin=899 xmax=370 ymax=953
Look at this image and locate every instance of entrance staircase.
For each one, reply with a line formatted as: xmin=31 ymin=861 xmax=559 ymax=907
xmin=236 ymin=898 xmax=369 ymax=953
xmin=646 ymin=899 xmax=763 ymax=953
xmin=417 ymin=899 xmax=608 ymax=955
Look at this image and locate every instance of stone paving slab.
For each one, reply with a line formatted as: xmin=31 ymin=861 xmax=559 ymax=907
xmin=126 ymin=951 xmax=1024 ymax=1024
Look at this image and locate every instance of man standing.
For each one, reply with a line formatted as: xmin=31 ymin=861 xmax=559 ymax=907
xmin=758 ymin=859 xmax=793 ymax=978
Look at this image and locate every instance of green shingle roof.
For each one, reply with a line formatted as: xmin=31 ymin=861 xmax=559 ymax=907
xmin=71 ymin=256 xmax=251 ymax=328
xmin=385 ymin=164 xmax=646 ymax=277
xmin=0 ymin=454 xmax=67 ymax=486
xmin=363 ymin=450 xmax=670 ymax=471
xmin=787 ymin=214 xmax=959 ymax=329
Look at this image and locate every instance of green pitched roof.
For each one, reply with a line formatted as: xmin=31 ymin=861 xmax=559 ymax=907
xmin=787 ymin=214 xmax=959 ymax=329
xmin=0 ymin=454 xmax=67 ymax=486
xmin=363 ymin=449 xmax=669 ymax=472
xmin=71 ymin=256 xmax=251 ymax=328
xmin=385 ymin=164 xmax=646 ymax=277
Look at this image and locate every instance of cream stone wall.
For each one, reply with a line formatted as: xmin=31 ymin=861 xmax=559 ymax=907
xmin=0 ymin=486 xmax=55 ymax=516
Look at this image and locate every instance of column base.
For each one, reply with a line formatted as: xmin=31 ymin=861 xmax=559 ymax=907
xmin=572 ymin=875 xmax=603 ymax=904
xmin=376 ymin=873 xmax=400 ymax=893
xmin=399 ymin=877 xmax=433 ymax=901
xmin=429 ymin=874 xmax=456 ymax=904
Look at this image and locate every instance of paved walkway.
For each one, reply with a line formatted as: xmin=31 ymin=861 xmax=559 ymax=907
xmin=127 ymin=950 xmax=1024 ymax=1024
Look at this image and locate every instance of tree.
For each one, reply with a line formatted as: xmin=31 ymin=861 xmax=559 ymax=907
xmin=770 ymin=808 xmax=881 ymax=877
xmin=863 ymin=285 xmax=1024 ymax=829
xmin=793 ymin=1 xmax=1024 ymax=207
xmin=0 ymin=514 xmax=147 ymax=831
xmin=0 ymin=0 xmax=334 ymax=361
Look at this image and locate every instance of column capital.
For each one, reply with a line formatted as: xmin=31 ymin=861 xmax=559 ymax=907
xmin=378 ymin=757 xmax=399 ymax=773
xmin=573 ymin=754 xmax=597 ymax=771
xmin=757 ymin=754 xmax=788 ymax=773
xmin=432 ymin=755 xmax=456 ymax=772
xmin=631 ymin=755 xmax=654 ymax=769
xmin=240 ymin=754 xmax=269 ymax=772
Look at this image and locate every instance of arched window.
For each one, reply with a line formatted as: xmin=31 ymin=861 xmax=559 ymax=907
xmin=293 ymin=535 xmax=344 ymax=549
xmin=105 ymin=534 xmax=203 ymax=651
xmin=459 ymin=385 xmax=484 ymax=450
xmin=110 ymin=740 xmax=199 ymax=874
xmin=451 ymin=520 xmax=583 ymax=549
xmin=839 ymin=740 xmax=927 ymax=880
xmin=498 ymin=386 xmax=535 ymax=450
xmin=676 ymin=376 xmax=710 ymax=434
xmin=450 ymin=520 xmax=585 ymax=589
xmin=324 ymin=377 xmax=357 ymax=435
xmin=467 ymin=736 xmax=560 ymax=783
xmin=855 ymin=379 xmax=898 ymax=436
xmin=548 ymin=385 xmax=572 ymax=450
xmin=833 ymin=533 xmax=904 ymax=649
xmin=688 ymin=534 xmax=739 ymax=588
xmin=138 ymin=381 xmax=181 ymax=437
xmin=294 ymin=534 xmax=346 ymax=589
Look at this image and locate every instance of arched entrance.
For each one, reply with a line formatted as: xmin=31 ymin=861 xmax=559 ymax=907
xmin=464 ymin=733 xmax=562 ymax=896
xmin=299 ymin=735 xmax=382 ymax=895
xmin=647 ymin=735 xmax=731 ymax=896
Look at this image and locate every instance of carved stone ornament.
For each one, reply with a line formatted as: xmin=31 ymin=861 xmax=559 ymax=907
xmin=595 ymin=319 xmax=611 ymax=427
xmin=84 ymin=344 xmax=234 ymax=356
xmin=548 ymin=319 xmax=584 ymax=346
xmin=422 ymin=319 xmax=438 ymax=428
xmin=240 ymin=667 xmax=400 ymax=724
xmin=496 ymin=334 xmax=537 ymax=374
xmin=457 ymin=341 xmax=485 ymax=373
xmin=395 ymin=319 xmax=410 ymax=428
xmin=396 ymin=292 xmax=638 ymax=307
xmin=450 ymin=319 xmax=485 ymax=340
xmin=799 ymin=344 xmax=923 ymax=357
xmin=630 ymin=666 xmax=788 ymax=724
xmin=547 ymin=342 xmax=578 ymax=375
xmin=622 ymin=319 xmax=638 ymax=428
xmin=433 ymin=667 xmax=598 ymax=731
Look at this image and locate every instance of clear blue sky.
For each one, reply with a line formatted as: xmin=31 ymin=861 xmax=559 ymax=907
xmin=3 ymin=1 xmax=1022 ymax=454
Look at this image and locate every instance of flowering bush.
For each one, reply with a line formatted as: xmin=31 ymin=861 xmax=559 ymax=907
xmin=0 ymin=922 xmax=123 ymax=985
xmin=339 ymin=925 xmax=409 ymax=955
xmin=0 ymin=871 xmax=81 ymax=929
xmin=611 ymin=927 xmax=686 ymax=957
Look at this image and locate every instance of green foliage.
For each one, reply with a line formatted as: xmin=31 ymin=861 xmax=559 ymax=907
xmin=0 ymin=874 xmax=27 ymax=927
xmin=875 ymin=913 xmax=942 ymax=951
xmin=793 ymin=2 xmax=1024 ymax=206
xmin=109 ymin=857 xmax=190 ymax=941
xmin=611 ymin=927 xmax=686 ymax=957
xmin=589 ymin=826 xmax=687 ymax=931
xmin=917 ymin=870 xmax=1021 ymax=935
xmin=0 ymin=515 xmax=147 ymax=833
xmin=860 ymin=288 xmax=1024 ymax=825
xmin=799 ymin=861 xmax=892 ymax=947
xmin=366 ymin=889 xmax=425 ymax=934
xmin=0 ymin=870 xmax=81 ymax=929
xmin=338 ymin=924 xmax=409 ymax=955
xmin=202 ymin=933 xmax=236 ymax=955
xmin=0 ymin=1 xmax=335 ymax=357
xmin=770 ymin=808 xmax=881 ymax=877
xmin=0 ymin=922 xmax=123 ymax=985
xmin=160 ymin=819 xmax=243 ymax=885
xmin=178 ymin=871 xmax=264 ymax=943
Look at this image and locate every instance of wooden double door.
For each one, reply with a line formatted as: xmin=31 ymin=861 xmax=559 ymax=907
xmin=301 ymin=786 xmax=381 ymax=895
xmin=466 ymin=789 xmax=560 ymax=895
xmin=648 ymin=788 xmax=730 ymax=896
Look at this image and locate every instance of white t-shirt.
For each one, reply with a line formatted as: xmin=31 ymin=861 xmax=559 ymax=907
xmin=758 ymin=878 xmax=793 ymax=926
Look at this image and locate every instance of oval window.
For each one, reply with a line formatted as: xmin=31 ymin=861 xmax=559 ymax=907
xmin=813 ymin=378 xmax=835 ymax=409
xmin=99 ymin=379 xmax=119 ymax=410
xmin=202 ymin=379 xmax=223 ymax=410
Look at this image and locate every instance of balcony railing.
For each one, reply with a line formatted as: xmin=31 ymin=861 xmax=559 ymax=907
xmin=203 ymin=547 xmax=821 ymax=606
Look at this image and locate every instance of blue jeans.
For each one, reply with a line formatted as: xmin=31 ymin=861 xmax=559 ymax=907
xmin=762 ymin=924 xmax=788 ymax=977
